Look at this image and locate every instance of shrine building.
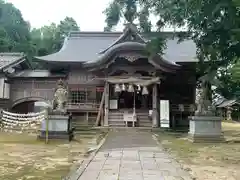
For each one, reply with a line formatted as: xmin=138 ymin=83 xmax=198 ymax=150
xmin=0 ymin=24 xmax=198 ymax=129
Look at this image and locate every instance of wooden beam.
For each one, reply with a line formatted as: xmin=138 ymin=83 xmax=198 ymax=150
xmin=95 ymin=82 xmax=107 ymax=126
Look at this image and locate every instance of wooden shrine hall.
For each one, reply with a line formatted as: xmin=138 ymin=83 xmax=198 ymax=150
xmin=0 ymin=24 xmax=198 ymax=128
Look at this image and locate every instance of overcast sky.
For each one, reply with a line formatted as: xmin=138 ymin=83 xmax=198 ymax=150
xmin=6 ymin=0 xmax=123 ymax=31
xmin=6 ymin=0 xmax=185 ymax=32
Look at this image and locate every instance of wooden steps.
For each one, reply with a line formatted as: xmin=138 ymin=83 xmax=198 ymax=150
xmin=108 ymin=110 xmax=152 ymax=127
xmin=137 ymin=112 xmax=152 ymax=127
xmin=108 ymin=111 xmax=125 ymax=127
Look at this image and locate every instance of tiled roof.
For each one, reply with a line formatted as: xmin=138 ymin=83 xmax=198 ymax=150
xmin=36 ymin=32 xmax=121 ymax=62
xmin=0 ymin=53 xmax=25 ymax=70
xmin=35 ymin=31 xmax=197 ymax=64
xmin=217 ymin=99 xmax=239 ymax=108
xmin=11 ymin=70 xmax=66 ymax=78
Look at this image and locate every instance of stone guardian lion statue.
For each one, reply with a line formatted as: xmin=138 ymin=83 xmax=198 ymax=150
xmin=52 ymin=79 xmax=68 ymax=113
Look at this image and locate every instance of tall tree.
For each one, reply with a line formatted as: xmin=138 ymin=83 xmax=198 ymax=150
xmin=215 ymin=64 xmax=240 ymax=99
xmin=141 ymin=0 xmax=240 ymax=100
xmin=0 ymin=0 xmax=32 ymax=53
xmin=31 ymin=23 xmax=60 ymax=56
xmin=143 ymin=0 xmax=240 ymax=66
xmin=104 ymin=0 xmax=152 ymax=32
xmin=58 ymin=17 xmax=80 ymax=38
xmin=30 ymin=17 xmax=80 ymax=56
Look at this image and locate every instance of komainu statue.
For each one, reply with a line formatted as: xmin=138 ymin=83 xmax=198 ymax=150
xmin=195 ymin=87 xmax=215 ymax=116
xmin=52 ymin=79 xmax=68 ymax=114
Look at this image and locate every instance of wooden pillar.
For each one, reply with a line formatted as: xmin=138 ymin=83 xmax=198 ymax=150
xmin=104 ymin=82 xmax=109 ymax=126
xmin=152 ymin=84 xmax=158 ymax=127
xmin=86 ymin=112 xmax=89 ymax=124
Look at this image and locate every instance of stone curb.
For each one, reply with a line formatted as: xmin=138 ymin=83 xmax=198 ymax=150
xmin=63 ymin=133 xmax=108 ymax=180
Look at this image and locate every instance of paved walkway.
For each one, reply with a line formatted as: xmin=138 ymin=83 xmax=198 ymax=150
xmin=78 ymin=130 xmax=192 ymax=180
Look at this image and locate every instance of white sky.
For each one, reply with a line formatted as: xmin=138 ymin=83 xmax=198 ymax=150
xmin=6 ymin=0 xmax=184 ymax=32
xmin=6 ymin=0 xmax=122 ymax=31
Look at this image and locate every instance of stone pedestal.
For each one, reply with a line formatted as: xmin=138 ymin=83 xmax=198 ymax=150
xmin=38 ymin=114 xmax=73 ymax=141
xmin=188 ymin=116 xmax=224 ymax=142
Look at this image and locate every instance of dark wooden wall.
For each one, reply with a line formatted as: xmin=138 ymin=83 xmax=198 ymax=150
xmin=10 ymin=79 xmax=57 ymax=104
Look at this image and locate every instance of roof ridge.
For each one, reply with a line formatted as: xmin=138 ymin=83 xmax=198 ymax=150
xmin=68 ymin=31 xmax=123 ymax=38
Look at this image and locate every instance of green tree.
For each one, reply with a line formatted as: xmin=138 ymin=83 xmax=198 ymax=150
xmin=215 ymin=64 xmax=240 ymax=99
xmin=144 ymin=0 xmax=240 ymax=66
xmin=58 ymin=17 xmax=79 ymax=38
xmin=141 ymin=0 xmax=240 ymax=101
xmin=104 ymin=0 xmax=152 ymax=32
xmin=30 ymin=17 xmax=80 ymax=56
xmin=0 ymin=0 xmax=32 ymax=53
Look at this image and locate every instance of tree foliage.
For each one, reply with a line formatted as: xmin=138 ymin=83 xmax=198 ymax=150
xmin=141 ymin=0 xmax=240 ymax=99
xmin=0 ymin=1 xmax=80 ymax=68
xmin=149 ymin=0 xmax=239 ymax=65
xmin=0 ymin=0 xmax=32 ymax=53
xmin=104 ymin=0 xmax=152 ymax=32
xmin=31 ymin=17 xmax=80 ymax=56
xmin=216 ymin=64 xmax=240 ymax=99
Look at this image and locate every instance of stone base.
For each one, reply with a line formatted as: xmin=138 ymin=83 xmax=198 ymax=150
xmin=39 ymin=114 xmax=73 ymax=141
xmin=188 ymin=115 xmax=224 ymax=143
xmin=38 ymin=131 xmax=73 ymax=141
xmin=188 ymin=133 xmax=225 ymax=143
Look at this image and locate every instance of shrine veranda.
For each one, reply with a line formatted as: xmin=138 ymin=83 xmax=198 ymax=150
xmin=0 ymin=24 xmax=200 ymax=129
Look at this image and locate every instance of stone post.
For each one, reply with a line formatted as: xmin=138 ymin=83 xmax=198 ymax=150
xmin=104 ymin=82 xmax=109 ymax=126
xmin=152 ymin=84 xmax=158 ymax=127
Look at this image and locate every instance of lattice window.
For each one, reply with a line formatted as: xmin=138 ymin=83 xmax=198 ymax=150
xmin=70 ymin=91 xmax=87 ymax=103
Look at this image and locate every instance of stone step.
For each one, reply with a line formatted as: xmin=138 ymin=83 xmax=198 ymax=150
xmin=109 ymin=122 xmax=125 ymax=126
xmin=74 ymin=131 xmax=97 ymax=135
xmin=72 ymin=121 xmax=95 ymax=124
xmin=75 ymin=127 xmax=104 ymax=131
xmin=109 ymin=124 xmax=126 ymax=127
xmin=73 ymin=134 xmax=96 ymax=139
xmin=72 ymin=122 xmax=95 ymax=126
xmin=74 ymin=130 xmax=98 ymax=134
xmin=138 ymin=124 xmax=152 ymax=127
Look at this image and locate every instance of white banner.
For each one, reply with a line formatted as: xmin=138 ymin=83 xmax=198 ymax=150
xmin=160 ymin=100 xmax=170 ymax=128
xmin=109 ymin=99 xmax=118 ymax=109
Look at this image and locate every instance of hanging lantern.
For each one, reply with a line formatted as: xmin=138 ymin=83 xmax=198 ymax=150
xmin=128 ymin=84 xmax=134 ymax=92
xmin=121 ymin=84 xmax=126 ymax=91
xmin=142 ymin=86 xmax=149 ymax=95
xmin=114 ymin=84 xmax=121 ymax=92
xmin=137 ymin=84 xmax=141 ymax=91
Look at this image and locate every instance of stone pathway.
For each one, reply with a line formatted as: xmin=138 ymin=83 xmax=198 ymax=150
xmin=78 ymin=130 xmax=192 ymax=180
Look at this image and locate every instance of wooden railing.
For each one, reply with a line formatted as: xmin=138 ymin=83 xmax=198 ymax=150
xmin=66 ymin=102 xmax=100 ymax=111
xmin=170 ymin=104 xmax=195 ymax=113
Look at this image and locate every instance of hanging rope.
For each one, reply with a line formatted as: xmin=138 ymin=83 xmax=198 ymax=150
xmin=0 ymin=110 xmax=45 ymax=133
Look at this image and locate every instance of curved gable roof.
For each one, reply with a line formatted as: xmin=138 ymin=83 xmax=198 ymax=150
xmin=35 ymin=32 xmax=122 ymax=62
xmin=35 ymin=27 xmax=198 ymax=64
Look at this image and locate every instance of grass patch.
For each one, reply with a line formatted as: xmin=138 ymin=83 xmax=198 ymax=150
xmin=0 ymin=131 xmax=104 ymax=180
xmin=155 ymin=122 xmax=240 ymax=180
